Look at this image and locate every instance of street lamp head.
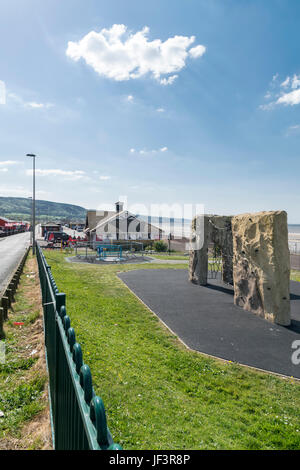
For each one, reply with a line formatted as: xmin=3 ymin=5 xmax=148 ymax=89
xmin=26 ymin=153 xmax=36 ymax=157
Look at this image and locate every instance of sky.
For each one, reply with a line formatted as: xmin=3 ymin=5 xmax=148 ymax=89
xmin=0 ymin=0 xmax=300 ymax=222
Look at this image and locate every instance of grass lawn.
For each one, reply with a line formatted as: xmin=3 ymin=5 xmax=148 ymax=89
xmin=149 ymin=254 xmax=188 ymax=261
xmin=291 ymin=270 xmax=300 ymax=282
xmin=44 ymin=251 xmax=300 ymax=450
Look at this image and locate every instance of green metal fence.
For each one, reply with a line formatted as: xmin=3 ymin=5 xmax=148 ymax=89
xmin=36 ymin=242 xmax=121 ymax=450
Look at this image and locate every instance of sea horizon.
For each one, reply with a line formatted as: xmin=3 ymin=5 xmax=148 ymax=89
xmin=149 ymin=219 xmax=300 ymax=238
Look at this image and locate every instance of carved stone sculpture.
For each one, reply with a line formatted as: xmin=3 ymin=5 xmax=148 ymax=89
xmin=232 ymin=211 xmax=290 ymax=326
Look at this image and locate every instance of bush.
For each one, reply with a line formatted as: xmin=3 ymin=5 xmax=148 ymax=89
xmin=154 ymin=241 xmax=168 ymax=252
xmin=145 ymin=245 xmax=153 ymax=251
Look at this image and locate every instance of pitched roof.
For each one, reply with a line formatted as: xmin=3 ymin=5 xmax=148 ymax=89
xmin=41 ymin=222 xmax=61 ymax=227
xmin=91 ymin=210 xmax=163 ymax=233
xmin=86 ymin=210 xmax=115 ymax=232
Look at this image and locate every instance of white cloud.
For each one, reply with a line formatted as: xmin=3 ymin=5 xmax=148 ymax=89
xmin=261 ymin=72 xmax=300 ymax=109
xmin=156 ymin=107 xmax=165 ymax=112
xmin=127 ymin=95 xmax=134 ymax=102
xmin=131 ymin=146 xmax=168 ymax=155
xmin=7 ymin=92 xmax=54 ymax=110
xmin=66 ymin=24 xmax=206 ymax=84
xmin=0 ymin=80 xmax=6 ymax=104
xmin=286 ymin=124 xmax=300 ymax=136
xmin=26 ymin=169 xmax=86 ymax=181
xmin=99 ymin=175 xmax=111 ymax=180
xmin=189 ymin=45 xmax=206 ymax=58
xmin=159 ymin=75 xmax=178 ymax=86
xmin=25 ymin=101 xmax=53 ymax=109
xmin=280 ymin=76 xmax=290 ymax=88
xmin=291 ymin=74 xmax=300 ymax=89
xmin=259 ymin=102 xmax=276 ymax=111
xmin=0 ymin=168 xmax=8 ymax=173
xmin=277 ymin=88 xmax=300 ymax=106
xmin=0 ymin=160 xmax=18 ymax=166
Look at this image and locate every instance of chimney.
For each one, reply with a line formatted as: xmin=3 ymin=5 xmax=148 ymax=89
xmin=115 ymin=201 xmax=124 ymax=213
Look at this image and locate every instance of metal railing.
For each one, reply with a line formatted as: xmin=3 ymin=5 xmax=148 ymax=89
xmin=36 ymin=242 xmax=121 ymax=450
xmin=289 ymin=240 xmax=300 ymax=254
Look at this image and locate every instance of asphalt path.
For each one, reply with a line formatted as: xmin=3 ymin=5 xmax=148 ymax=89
xmin=0 ymin=232 xmax=30 ymax=295
xmin=119 ymin=269 xmax=300 ymax=379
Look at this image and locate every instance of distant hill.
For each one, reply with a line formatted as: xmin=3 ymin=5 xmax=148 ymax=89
xmin=0 ymin=197 xmax=86 ymax=223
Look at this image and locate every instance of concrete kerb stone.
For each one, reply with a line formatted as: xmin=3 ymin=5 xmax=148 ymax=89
xmin=0 ymin=246 xmax=30 ymax=322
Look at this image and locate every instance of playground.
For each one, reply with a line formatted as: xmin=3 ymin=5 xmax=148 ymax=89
xmin=67 ymin=241 xmax=150 ymax=264
xmin=118 ymin=268 xmax=300 ymax=379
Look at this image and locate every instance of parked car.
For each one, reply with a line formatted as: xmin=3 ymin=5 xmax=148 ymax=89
xmin=47 ymin=231 xmax=69 ymax=242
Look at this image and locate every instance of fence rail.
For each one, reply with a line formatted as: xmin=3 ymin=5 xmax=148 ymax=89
xmin=36 ymin=242 xmax=121 ymax=450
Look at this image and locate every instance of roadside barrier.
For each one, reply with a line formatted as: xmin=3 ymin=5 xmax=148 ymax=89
xmin=36 ymin=242 xmax=121 ymax=450
xmin=0 ymin=229 xmax=27 ymax=238
xmin=0 ymin=247 xmax=29 ymax=336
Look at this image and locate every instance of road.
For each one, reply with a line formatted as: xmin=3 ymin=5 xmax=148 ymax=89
xmin=0 ymin=232 xmax=30 ymax=295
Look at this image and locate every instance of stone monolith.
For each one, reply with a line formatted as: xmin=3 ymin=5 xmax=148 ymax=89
xmin=232 ymin=211 xmax=290 ymax=326
xmin=189 ymin=215 xmax=233 ymax=285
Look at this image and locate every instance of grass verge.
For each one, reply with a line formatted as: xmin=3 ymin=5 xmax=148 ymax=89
xmin=0 ymin=253 xmax=52 ymax=450
xmin=44 ymin=251 xmax=300 ymax=450
xmin=291 ymin=270 xmax=300 ymax=282
xmin=148 ymin=254 xmax=188 ymax=261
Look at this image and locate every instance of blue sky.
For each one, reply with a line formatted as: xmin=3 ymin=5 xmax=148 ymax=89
xmin=0 ymin=0 xmax=300 ymax=222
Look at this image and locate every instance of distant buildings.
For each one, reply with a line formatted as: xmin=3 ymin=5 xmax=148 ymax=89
xmin=0 ymin=216 xmax=12 ymax=228
xmin=67 ymin=222 xmax=85 ymax=231
xmin=0 ymin=216 xmax=29 ymax=234
xmin=40 ymin=222 xmax=62 ymax=237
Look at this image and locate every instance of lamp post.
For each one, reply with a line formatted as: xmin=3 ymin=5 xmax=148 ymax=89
xmin=26 ymin=154 xmax=36 ymax=254
xmin=28 ymin=196 xmax=33 ymax=246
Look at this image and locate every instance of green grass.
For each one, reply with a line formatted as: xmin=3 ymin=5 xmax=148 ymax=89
xmin=149 ymin=254 xmax=188 ymax=261
xmin=0 ymin=255 xmax=48 ymax=444
xmin=44 ymin=251 xmax=300 ymax=450
xmin=0 ymin=373 xmax=46 ymax=437
xmin=291 ymin=270 xmax=300 ymax=282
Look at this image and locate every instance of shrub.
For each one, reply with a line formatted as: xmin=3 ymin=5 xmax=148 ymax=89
xmin=145 ymin=245 xmax=153 ymax=251
xmin=154 ymin=241 xmax=168 ymax=252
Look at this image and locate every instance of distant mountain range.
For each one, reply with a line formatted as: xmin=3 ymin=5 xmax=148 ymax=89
xmin=0 ymin=197 xmax=86 ymax=223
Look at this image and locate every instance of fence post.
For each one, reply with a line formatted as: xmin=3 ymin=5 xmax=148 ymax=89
xmin=56 ymin=293 xmax=66 ymax=314
xmin=1 ymin=297 xmax=8 ymax=320
xmin=6 ymin=289 xmax=13 ymax=306
xmin=54 ymin=292 xmax=66 ymax=446
xmin=0 ymin=307 xmax=3 ymax=338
